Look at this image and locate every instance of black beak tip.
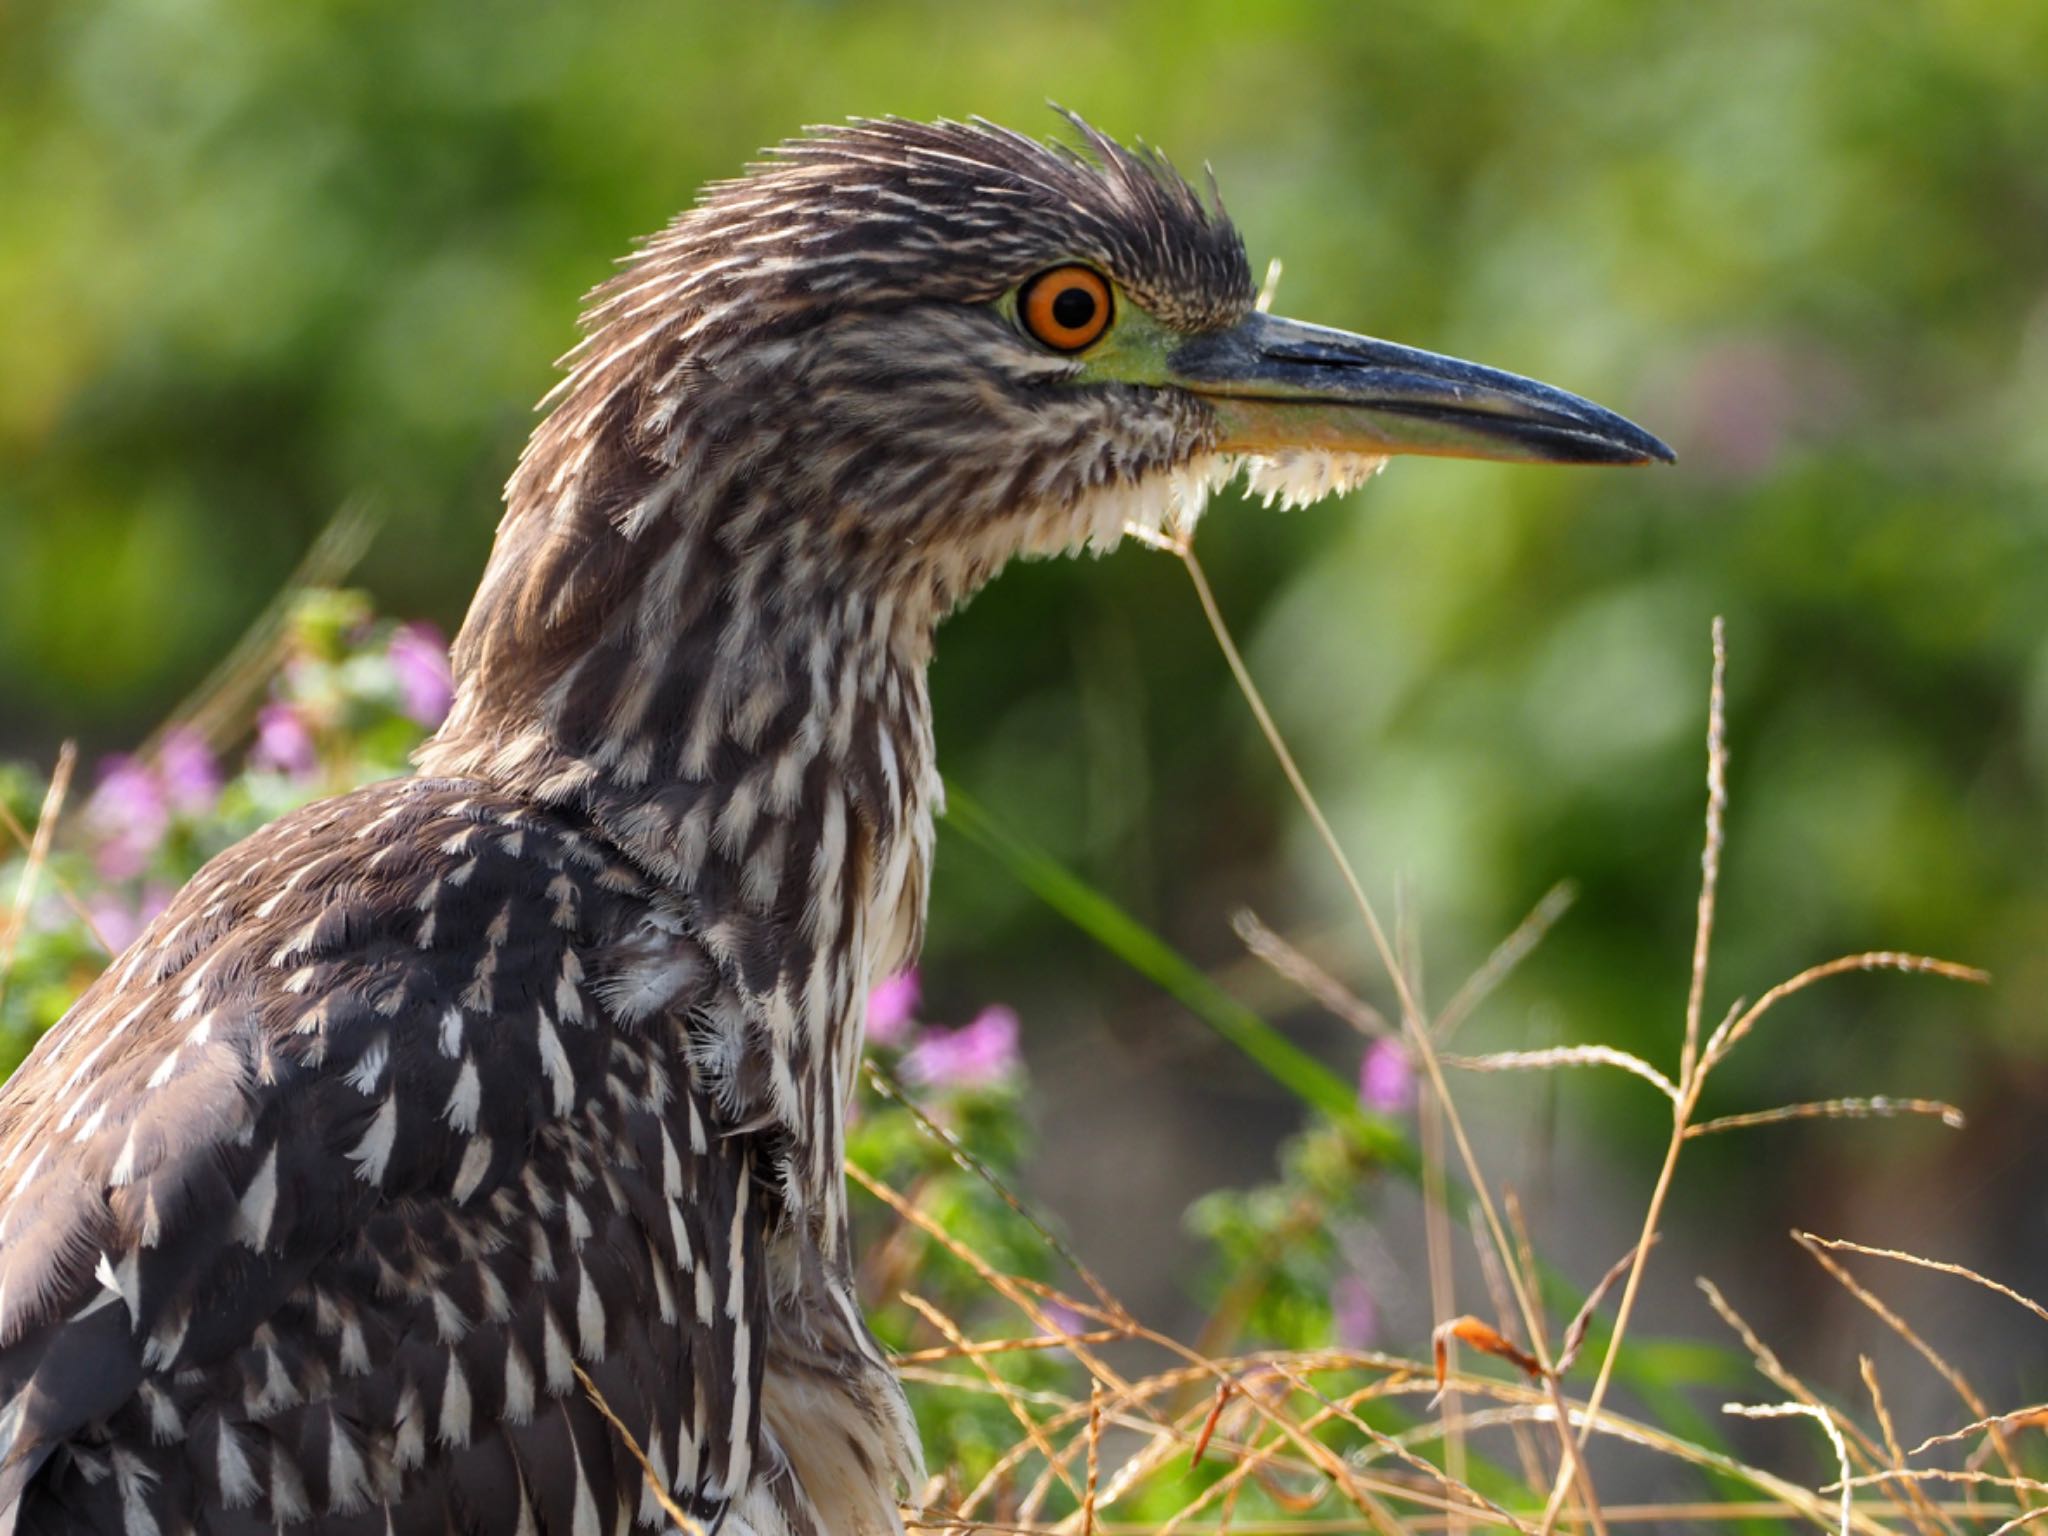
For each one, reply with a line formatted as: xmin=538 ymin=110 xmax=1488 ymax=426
xmin=1570 ymin=407 xmax=1677 ymax=467
xmin=1637 ymin=429 xmax=1679 ymax=466
xmin=1499 ymin=410 xmax=1678 ymax=467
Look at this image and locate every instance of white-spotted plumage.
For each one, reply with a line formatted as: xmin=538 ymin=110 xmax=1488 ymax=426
xmin=0 ymin=113 xmax=1406 ymax=1536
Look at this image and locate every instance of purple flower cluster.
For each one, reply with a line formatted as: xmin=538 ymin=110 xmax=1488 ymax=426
xmin=158 ymin=729 xmax=223 ymax=813
xmin=388 ymin=623 xmax=454 ymax=728
xmin=85 ymin=727 xmax=221 ymax=880
xmin=865 ymin=970 xmax=921 ymax=1048
xmin=903 ymin=1006 xmax=1020 ymax=1091
xmin=251 ymin=702 xmax=318 ymax=778
xmin=1357 ymin=1038 xmax=1413 ymax=1114
xmin=863 ymin=969 xmax=1023 ymax=1091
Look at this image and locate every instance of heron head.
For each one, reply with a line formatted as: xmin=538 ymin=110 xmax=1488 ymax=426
xmin=459 ymin=110 xmax=1671 ymax=759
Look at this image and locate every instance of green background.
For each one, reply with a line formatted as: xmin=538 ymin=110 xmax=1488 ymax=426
xmin=4 ymin=0 xmax=2044 ymax=1412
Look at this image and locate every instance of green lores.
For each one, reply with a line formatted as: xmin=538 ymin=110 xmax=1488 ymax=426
xmin=1004 ymin=273 xmax=1675 ymax=467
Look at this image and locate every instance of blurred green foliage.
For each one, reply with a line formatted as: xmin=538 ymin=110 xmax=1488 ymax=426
xmin=4 ymin=0 xmax=2046 ymax=1342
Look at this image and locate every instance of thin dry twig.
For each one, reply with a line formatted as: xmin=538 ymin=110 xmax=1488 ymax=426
xmin=1832 ymin=1471 xmax=2048 ymax=1499
xmin=1547 ymin=623 xmax=1731 ymax=1532
xmin=1791 ymin=1232 xmax=2028 ymax=1499
xmin=154 ymin=502 xmax=378 ymax=757
xmin=1696 ymin=1278 xmax=1891 ymax=1478
xmin=1190 ymin=1380 xmax=1232 ymax=1468
xmin=1907 ymin=1407 xmax=2048 ymax=1461
xmin=1986 ymin=1511 xmax=2048 ymax=1536
xmin=867 ymin=1060 xmax=1132 ymax=1326
xmin=902 ymin=1291 xmax=1085 ymax=1506
xmin=1677 ymin=616 xmax=1729 ymax=1090
xmin=1083 ymin=1385 xmax=1104 ymax=1536
xmin=870 ymin=595 xmax=1996 ymax=1536
xmin=855 ymin=1164 xmax=1406 ymax=1535
xmin=1151 ymin=533 xmax=1561 ymax=1476
xmin=1470 ymin=1203 xmax=1551 ymax=1497
xmin=1231 ymin=907 xmax=1396 ymax=1041
xmin=571 ymin=1361 xmax=707 ymax=1536
xmin=1266 ymin=1361 xmax=1530 ymax=1534
xmin=1859 ymin=1353 xmax=1957 ymax=1536
xmin=1687 ymin=1098 xmax=1965 ymax=1137
xmin=0 ymin=743 xmax=78 ymax=1013
xmin=0 ymin=785 xmax=115 ymax=957
xmin=1443 ymin=1046 xmax=1677 ymax=1104
xmin=1796 ymin=1232 xmax=2048 ymax=1329
xmin=1701 ymin=954 xmax=1990 ymax=1070
xmin=897 ymin=1329 xmax=1126 ymax=1365
xmin=1559 ymin=1240 xmax=1654 ymax=1377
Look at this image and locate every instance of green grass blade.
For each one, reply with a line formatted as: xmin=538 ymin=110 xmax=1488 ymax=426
xmin=942 ymin=781 xmax=1417 ymax=1175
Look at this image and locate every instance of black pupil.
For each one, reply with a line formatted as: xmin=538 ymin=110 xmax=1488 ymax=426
xmin=1050 ymin=284 xmax=1097 ymax=332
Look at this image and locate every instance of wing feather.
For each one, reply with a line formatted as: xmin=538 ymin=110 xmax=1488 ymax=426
xmin=0 ymin=777 xmax=770 ymax=1534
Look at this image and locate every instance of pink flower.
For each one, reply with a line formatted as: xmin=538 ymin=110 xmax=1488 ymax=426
xmin=86 ymin=754 xmax=168 ymax=880
xmin=866 ymin=969 xmax=921 ymax=1047
xmin=157 ymin=727 xmax=221 ymax=815
xmin=1331 ymin=1273 xmax=1379 ymax=1349
xmin=251 ymin=702 xmax=318 ymax=778
xmin=1358 ymin=1039 xmax=1413 ymax=1113
xmin=388 ymin=622 xmax=454 ymax=728
xmin=902 ymin=1004 xmax=1020 ymax=1090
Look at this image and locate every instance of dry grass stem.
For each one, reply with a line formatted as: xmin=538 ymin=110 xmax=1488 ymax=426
xmin=570 ymin=1361 xmax=707 ymax=1536
xmin=1165 ymin=538 xmax=1557 ymax=1452
xmin=1687 ymin=1097 xmax=1966 ymax=1137
xmin=1441 ymin=1046 xmax=1677 ymax=1104
xmin=1833 ymin=1472 xmax=2048 ymax=1499
xmin=1679 ymin=616 xmax=1729 ymax=1088
xmin=1985 ymin=1511 xmax=2048 ymax=1535
xmin=1232 ymin=907 xmax=1397 ymax=1041
xmin=1558 ymin=1241 xmax=1653 ymax=1377
xmin=909 ymin=1513 xmax=2018 ymax=1535
xmin=1471 ymin=1204 xmax=1552 ymax=1495
xmin=1907 ymin=1409 xmax=2048 ymax=1461
xmin=839 ymin=596 xmax=2004 ymax=1536
xmin=1722 ymin=1402 xmax=1852 ymax=1536
xmin=1795 ymin=1233 xmax=2048 ymax=1328
xmin=1792 ymin=1232 xmax=2027 ymax=1502
xmin=896 ymin=1329 xmax=1127 ymax=1365
xmin=0 ymin=742 xmax=78 ymax=1013
xmin=1859 ymin=1353 xmax=1958 ymax=1536
xmin=1696 ymin=1278 xmax=1891 ymax=1477
xmin=155 ymin=502 xmax=377 ymax=757
xmin=1083 ymin=1386 xmax=1103 ymax=1536
xmin=0 ymin=785 xmax=114 ymax=958
xmin=1268 ymin=1362 xmax=1532 ymax=1534
xmin=866 ymin=1060 xmax=1131 ymax=1324
xmin=903 ymin=1291 xmax=1085 ymax=1506
xmin=1255 ymin=257 xmax=1284 ymax=314
xmin=1701 ymin=954 xmax=1990 ymax=1070
xmin=1546 ymin=623 xmax=1733 ymax=1531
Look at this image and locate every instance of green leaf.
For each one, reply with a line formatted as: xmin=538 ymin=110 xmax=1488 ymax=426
xmin=942 ymin=781 xmax=1416 ymax=1176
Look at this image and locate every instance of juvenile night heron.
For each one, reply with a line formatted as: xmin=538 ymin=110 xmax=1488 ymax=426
xmin=0 ymin=115 xmax=1669 ymax=1534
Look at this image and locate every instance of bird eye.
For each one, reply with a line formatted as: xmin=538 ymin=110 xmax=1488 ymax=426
xmin=1019 ymin=266 xmax=1113 ymax=352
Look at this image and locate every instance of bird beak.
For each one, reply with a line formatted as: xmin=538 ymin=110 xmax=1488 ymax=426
xmin=1169 ymin=311 xmax=1674 ymax=466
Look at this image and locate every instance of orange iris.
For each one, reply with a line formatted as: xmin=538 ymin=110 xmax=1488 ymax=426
xmin=1020 ymin=266 xmax=1112 ymax=352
